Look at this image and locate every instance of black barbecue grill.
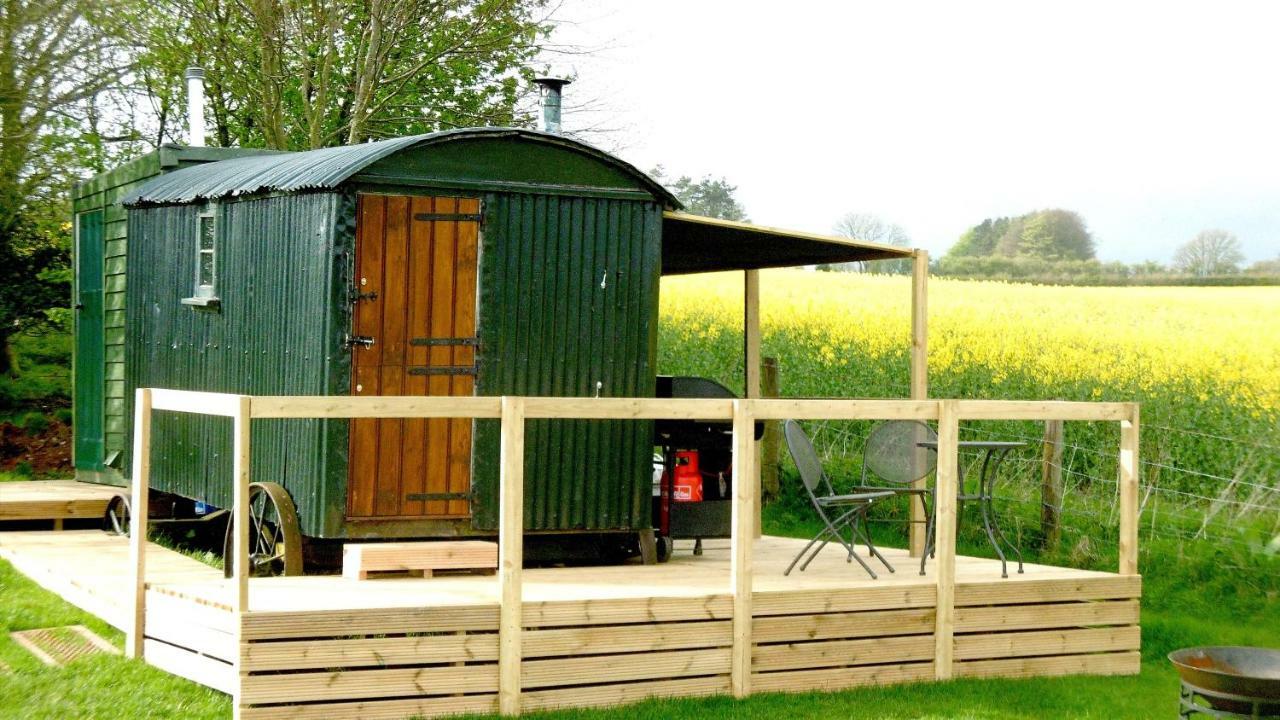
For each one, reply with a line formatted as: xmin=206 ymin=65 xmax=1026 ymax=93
xmin=652 ymin=376 xmax=762 ymax=561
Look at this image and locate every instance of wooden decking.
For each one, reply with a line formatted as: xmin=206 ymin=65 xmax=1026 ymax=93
xmin=0 ymin=480 xmax=122 ymax=524
xmin=0 ymin=529 xmax=1141 ymax=719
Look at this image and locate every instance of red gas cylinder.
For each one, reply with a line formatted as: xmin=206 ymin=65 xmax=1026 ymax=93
xmin=672 ymin=450 xmax=702 ymax=502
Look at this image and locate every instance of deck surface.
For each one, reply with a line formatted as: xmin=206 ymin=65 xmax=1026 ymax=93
xmin=0 ymin=480 xmax=123 ymax=523
xmin=1 ymin=529 xmax=1110 ymax=615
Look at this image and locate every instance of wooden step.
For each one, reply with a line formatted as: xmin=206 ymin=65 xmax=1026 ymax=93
xmin=342 ymin=541 xmax=498 ymax=580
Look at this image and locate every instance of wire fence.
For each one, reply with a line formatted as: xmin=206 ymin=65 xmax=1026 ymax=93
xmin=790 ymin=417 xmax=1280 ymax=574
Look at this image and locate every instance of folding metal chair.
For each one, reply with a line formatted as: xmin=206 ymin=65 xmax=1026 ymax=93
xmin=858 ymin=420 xmax=939 ymax=575
xmin=783 ymin=420 xmax=896 ymax=579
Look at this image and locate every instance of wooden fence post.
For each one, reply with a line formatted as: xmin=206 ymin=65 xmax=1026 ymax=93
xmin=1041 ymin=419 xmax=1064 ymax=550
xmin=232 ymin=396 xmax=252 ymax=720
xmin=760 ymin=357 xmax=780 ymax=502
xmin=909 ymin=251 xmax=929 ymax=557
xmin=730 ymin=399 xmax=756 ymax=699
xmin=498 ymin=396 xmax=526 ymax=716
xmin=933 ymin=399 xmax=958 ymax=680
xmin=127 ymin=388 xmax=152 ymax=660
xmin=232 ymin=396 xmax=252 ymax=614
xmin=1118 ymin=405 xmax=1140 ymax=576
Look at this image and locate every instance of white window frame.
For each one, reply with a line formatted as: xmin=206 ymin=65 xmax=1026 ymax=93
xmin=194 ymin=206 xmax=217 ymax=300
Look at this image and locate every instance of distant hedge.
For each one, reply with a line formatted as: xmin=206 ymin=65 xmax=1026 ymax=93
xmin=931 ymin=256 xmax=1280 ymax=286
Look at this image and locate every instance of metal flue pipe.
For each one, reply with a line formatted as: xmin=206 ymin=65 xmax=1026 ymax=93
xmin=185 ymin=67 xmax=206 ymax=147
xmin=534 ymin=76 xmax=571 ymax=134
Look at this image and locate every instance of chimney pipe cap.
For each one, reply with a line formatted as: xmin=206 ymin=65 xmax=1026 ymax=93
xmin=185 ymin=66 xmax=206 ymax=80
xmin=533 ymin=76 xmax=571 ymax=91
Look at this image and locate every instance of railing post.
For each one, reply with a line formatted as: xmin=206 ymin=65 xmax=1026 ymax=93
xmin=127 ymin=388 xmax=152 ymax=659
xmin=498 ymin=396 xmax=526 ymax=716
xmin=232 ymin=396 xmax=252 ymax=613
xmin=232 ymin=395 xmax=251 ymax=720
xmin=1041 ymin=419 xmax=1065 ymax=551
xmin=1118 ymin=404 xmax=1140 ymax=575
xmin=744 ymin=269 xmax=763 ymax=538
xmin=730 ymin=399 xmax=756 ymax=698
xmin=933 ymin=399 xmax=958 ymax=680
xmin=909 ymin=250 xmax=929 ymax=557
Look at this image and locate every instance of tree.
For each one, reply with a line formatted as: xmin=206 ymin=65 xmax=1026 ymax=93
xmin=824 ymin=213 xmax=912 ymax=274
xmin=997 ymin=209 xmax=1094 ymax=261
xmin=136 ymin=0 xmax=553 ymax=150
xmin=0 ymin=0 xmax=134 ymax=375
xmin=948 ymin=209 xmax=1095 ymax=262
xmin=650 ymin=167 xmax=748 ymax=221
xmin=1173 ymin=230 xmax=1245 ymax=276
xmin=948 ymin=217 xmax=1011 ymax=258
xmin=1245 ymin=255 xmax=1280 ymax=276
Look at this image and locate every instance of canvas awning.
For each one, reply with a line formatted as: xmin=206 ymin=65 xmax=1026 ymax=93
xmin=660 ymin=211 xmax=916 ymax=275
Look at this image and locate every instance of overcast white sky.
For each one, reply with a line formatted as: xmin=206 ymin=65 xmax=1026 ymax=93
xmin=549 ymin=1 xmax=1280 ymax=264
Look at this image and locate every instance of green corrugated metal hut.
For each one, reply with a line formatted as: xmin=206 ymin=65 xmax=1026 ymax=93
xmin=116 ymin=128 xmax=681 ymax=546
xmin=70 ymin=146 xmax=281 ymax=485
xmin=75 ymin=126 xmax=912 ymax=557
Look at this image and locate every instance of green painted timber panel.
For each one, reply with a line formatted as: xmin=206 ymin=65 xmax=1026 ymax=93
xmin=470 ymin=193 xmax=662 ymax=532
xmin=73 ymin=210 xmax=105 ymax=470
xmin=124 ymin=193 xmax=341 ymax=535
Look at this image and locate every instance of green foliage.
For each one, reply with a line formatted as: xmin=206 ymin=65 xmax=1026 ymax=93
xmin=949 ymin=209 xmax=1095 ymax=263
xmin=136 ymin=0 xmax=552 ymax=149
xmin=932 ymin=255 xmax=1280 ymax=286
xmin=650 ymin=166 xmax=749 ymax=221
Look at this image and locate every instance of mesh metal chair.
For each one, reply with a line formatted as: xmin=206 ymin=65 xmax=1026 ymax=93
xmin=859 ymin=420 xmax=939 ymax=575
xmin=783 ymin=420 xmax=896 ymax=579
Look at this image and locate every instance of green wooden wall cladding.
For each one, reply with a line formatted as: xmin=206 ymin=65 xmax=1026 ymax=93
xmin=73 ymin=210 xmax=106 ymax=470
xmin=470 ymin=193 xmax=663 ymax=532
xmin=124 ymin=193 xmax=344 ymax=536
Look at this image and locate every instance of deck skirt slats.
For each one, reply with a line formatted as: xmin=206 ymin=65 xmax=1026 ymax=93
xmin=0 ymin=530 xmax=1142 ymax=719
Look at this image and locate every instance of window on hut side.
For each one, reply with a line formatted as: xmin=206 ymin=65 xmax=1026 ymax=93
xmin=194 ymin=207 xmax=217 ymax=299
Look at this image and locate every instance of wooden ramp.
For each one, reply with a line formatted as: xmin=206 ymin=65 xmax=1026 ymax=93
xmin=0 ymin=532 xmax=1141 ymax=719
xmin=0 ymin=480 xmax=122 ymax=525
xmin=0 ymin=530 xmax=220 ymax=629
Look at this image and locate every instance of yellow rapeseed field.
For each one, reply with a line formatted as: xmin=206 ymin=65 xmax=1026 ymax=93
xmin=659 ymin=270 xmax=1280 ymax=415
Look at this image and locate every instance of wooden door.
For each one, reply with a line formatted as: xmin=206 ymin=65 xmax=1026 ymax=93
xmin=347 ymin=194 xmax=480 ymax=520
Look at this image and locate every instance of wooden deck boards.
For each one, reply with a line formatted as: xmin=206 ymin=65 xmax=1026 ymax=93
xmin=0 ymin=480 xmax=122 ymax=523
xmin=0 ymin=530 xmax=1141 ymax=718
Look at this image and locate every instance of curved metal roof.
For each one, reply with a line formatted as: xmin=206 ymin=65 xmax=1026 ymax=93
xmin=123 ymin=127 xmax=679 ymax=207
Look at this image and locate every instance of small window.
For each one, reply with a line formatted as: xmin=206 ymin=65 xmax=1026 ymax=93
xmin=182 ymin=206 xmax=220 ymax=307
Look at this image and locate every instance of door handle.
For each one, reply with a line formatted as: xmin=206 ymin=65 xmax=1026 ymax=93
xmin=345 ymin=334 xmax=376 ymax=349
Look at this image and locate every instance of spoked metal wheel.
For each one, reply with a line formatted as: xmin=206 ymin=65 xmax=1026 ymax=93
xmin=102 ymin=494 xmax=131 ymax=536
xmin=222 ymin=482 xmax=303 ymax=578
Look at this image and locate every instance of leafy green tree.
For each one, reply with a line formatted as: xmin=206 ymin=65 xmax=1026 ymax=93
xmin=823 ymin=213 xmax=912 ymax=274
xmin=650 ymin=166 xmax=749 ymax=221
xmin=948 ymin=217 xmax=1010 ymax=257
xmin=1173 ymin=230 xmax=1245 ymax=276
xmin=0 ymin=0 xmax=133 ymax=375
xmin=1001 ymin=209 xmax=1095 ymax=261
xmin=136 ymin=0 xmax=553 ymax=150
xmin=949 ymin=209 xmax=1094 ymax=262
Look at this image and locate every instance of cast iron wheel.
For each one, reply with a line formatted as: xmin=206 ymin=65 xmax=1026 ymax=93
xmin=656 ymin=535 xmax=674 ymax=563
xmin=222 ymin=482 xmax=303 ymax=578
xmin=102 ymin=494 xmax=131 ymax=536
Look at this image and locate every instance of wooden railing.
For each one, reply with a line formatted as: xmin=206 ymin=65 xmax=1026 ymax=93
xmin=126 ymin=391 xmax=1139 ymax=715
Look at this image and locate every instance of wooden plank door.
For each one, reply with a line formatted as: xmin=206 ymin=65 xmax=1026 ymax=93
xmin=347 ymin=194 xmax=480 ymax=520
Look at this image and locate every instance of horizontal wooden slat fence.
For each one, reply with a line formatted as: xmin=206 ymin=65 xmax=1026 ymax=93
xmin=128 ymin=390 xmax=1140 ymax=718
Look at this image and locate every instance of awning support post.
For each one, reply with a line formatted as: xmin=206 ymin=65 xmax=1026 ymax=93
xmin=909 ymin=250 xmax=929 ymax=557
